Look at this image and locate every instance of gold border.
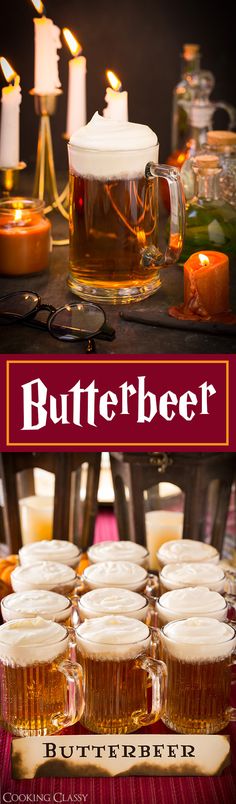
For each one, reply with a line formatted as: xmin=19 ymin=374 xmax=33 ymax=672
xmin=6 ymin=359 xmax=229 ymax=447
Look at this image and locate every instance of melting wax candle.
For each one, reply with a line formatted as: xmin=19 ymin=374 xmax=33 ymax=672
xmin=168 ymin=250 xmax=236 ymax=323
xmin=33 ymin=4 xmax=61 ymax=95
xmin=184 ymin=251 xmax=229 ymax=317
xmin=103 ymin=70 xmax=128 ymax=121
xmin=0 ymin=59 xmax=21 ymax=168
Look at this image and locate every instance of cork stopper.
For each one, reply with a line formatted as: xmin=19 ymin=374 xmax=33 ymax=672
xmin=194 ymin=154 xmax=220 ymax=170
xmin=183 ymin=44 xmax=200 ymax=60
xmin=207 ymin=130 xmax=236 ymax=148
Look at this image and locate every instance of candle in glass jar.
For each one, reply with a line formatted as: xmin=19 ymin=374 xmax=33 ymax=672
xmin=63 ymin=28 xmax=86 ymax=137
xmin=184 ymin=251 xmax=229 ymax=317
xmin=19 ymin=495 xmax=54 ymax=545
xmin=103 ymin=70 xmax=128 ymax=121
xmin=0 ymin=198 xmax=51 ymax=276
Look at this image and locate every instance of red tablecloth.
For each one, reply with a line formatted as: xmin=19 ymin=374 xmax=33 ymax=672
xmin=1 ymin=717 xmax=236 ymax=804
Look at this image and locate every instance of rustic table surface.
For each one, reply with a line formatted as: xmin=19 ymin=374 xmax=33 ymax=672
xmin=0 ymin=179 xmax=235 ymax=355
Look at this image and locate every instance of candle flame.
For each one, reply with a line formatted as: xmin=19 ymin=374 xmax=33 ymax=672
xmin=14 ymin=209 xmax=23 ymax=223
xmin=199 ymin=253 xmax=210 ymax=267
xmin=106 ymin=69 xmax=122 ymax=92
xmin=0 ymin=57 xmax=17 ymax=84
xmin=31 ymin=0 xmax=44 ymax=14
xmin=63 ymin=28 xmax=82 ymax=57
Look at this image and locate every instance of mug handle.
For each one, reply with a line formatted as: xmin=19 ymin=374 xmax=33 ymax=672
xmin=226 ymin=707 xmax=236 ymax=720
xmin=74 ymin=575 xmax=86 ymax=595
xmin=213 ymin=102 xmax=236 ymax=130
xmin=70 ymin=590 xmax=81 ymax=628
xmin=145 ymin=573 xmax=160 ymax=598
xmin=145 ymin=162 xmax=185 ymax=263
xmin=52 ymin=658 xmax=84 ymax=731
xmin=228 ymin=643 xmax=236 ymax=687
xmin=224 ymin=570 xmax=236 ymax=596
xmin=225 ymin=594 xmax=236 ymax=625
xmin=133 ymin=656 xmax=167 ymax=727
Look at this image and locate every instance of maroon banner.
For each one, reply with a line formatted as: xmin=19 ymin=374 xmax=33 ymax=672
xmin=0 ymin=353 xmax=235 ymax=451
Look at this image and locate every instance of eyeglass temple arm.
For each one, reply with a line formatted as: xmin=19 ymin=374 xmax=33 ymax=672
xmin=23 ymin=317 xmax=115 ymax=340
xmin=22 ymin=319 xmax=50 ymax=332
xmin=21 ymin=316 xmax=115 ymax=339
xmin=96 ymin=323 xmax=115 ymax=341
xmin=28 ymin=305 xmax=115 ymax=339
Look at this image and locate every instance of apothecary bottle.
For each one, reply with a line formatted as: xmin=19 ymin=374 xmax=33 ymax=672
xmin=180 ymin=154 xmax=236 ymax=263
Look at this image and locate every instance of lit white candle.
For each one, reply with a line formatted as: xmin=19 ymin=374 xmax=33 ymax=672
xmin=63 ymin=28 xmax=87 ymax=137
xmin=0 ymin=58 xmax=21 ymax=168
xmin=31 ymin=1 xmax=61 ymax=95
xmin=103 ymin=70 xmax=128 ymax=121
xmin=19 ymin=495 xmax=54 ymax=545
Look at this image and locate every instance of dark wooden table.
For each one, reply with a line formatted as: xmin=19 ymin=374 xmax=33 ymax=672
xmin=1 ymin=180 xmax=236 ymax=355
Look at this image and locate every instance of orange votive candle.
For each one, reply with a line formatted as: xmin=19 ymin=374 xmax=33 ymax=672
xmin=0 ymin=198 xmax=51 ymax=276
xmin=184 ymin=251 xmax=229 ymax=316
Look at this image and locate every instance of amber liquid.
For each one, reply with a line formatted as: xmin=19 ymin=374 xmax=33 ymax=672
xmin=162 ymin=653 xmax=231 ymax=733
xmin=69 ymin=173 xmax=160 ymax=301
xmin=78 ymin=654 xmax=151 ymax=733
xmin=0 ymin=651 xmax=68 ymax=736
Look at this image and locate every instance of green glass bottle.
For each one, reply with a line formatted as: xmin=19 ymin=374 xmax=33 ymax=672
xmin=180 ymin=153 xmax=236 ymax=263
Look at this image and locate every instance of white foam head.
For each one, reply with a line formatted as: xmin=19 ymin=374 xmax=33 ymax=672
xmin=19 ymin=540 xmax=80 ymax=568
xmin=68 ymin=112 xmax=158 ymax=179
xmin=161 ymin=617 xmax=236 ymax=662
xmin=79 ymin=587 xmax=148 ymax=621
xmin=11 ymin=561 xmax=76 ymax=592
xmin=0 ymin=617 xmax=68 ymax=665
xmin=88 ymin=540 xmax=148 ymax=566
xmin=157 ymin=539 xmax=219 ymax=566
xmin=1 ymin=590 xmax=72 ymax=623
xmin=157 ymin=587 xmax=227 ymax=625
xmin=76 ymin=615 xmax=150 ymax=660
xmin=160 ymin=562 xmax=225 ymax=593
xmin=82 ymin=561 xmax=148 ymax=591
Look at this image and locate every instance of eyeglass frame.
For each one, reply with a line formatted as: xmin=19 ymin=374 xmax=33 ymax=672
xmin=0 ymin=291 xmax=115 ymax=343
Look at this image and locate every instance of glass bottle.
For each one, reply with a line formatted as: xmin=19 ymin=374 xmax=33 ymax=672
xmin=207 ymin=130 xmax=236 ymax=208
xmin=180 ymin=153 xmax=236 ymax=263
xmin=181 ymin=115 xmax=236 ymax=201
xmin=162 ymin=46 xmax=211 ymax=212
xmin=171 ymin=44 xmax=202 ymax=155
xmin=164 ymin=45 xmax=236 ymax=210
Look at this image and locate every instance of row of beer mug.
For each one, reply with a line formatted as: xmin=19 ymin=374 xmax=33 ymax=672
xmin=0 ymin=534 xmax=234 ymax=626
xmin=0 ymin=534 xmax=231 ymax=623
xmin=0 ymin=609 xmax=236 ymax=738
xmin=0 ymin=536 xmax=236 ymax=736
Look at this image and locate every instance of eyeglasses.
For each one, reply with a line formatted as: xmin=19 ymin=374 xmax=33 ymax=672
xmin=0 ymin=291 xmax=115 ymax=350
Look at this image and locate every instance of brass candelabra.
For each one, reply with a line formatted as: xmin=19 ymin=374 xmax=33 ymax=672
xmin=30 ymin=89 xmax=69 ymax=246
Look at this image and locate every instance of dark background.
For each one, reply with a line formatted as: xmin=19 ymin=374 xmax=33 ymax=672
xmin=0 ymin=0 xmax=235 ymax=171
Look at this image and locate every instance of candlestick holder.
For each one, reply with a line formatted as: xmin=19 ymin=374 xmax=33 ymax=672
xmin=30 ymin=90 xmax=69 ymax=236
xmin=0 ymin=162 xmax=26 ymax=195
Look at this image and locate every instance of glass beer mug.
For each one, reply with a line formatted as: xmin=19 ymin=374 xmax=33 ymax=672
xmin=160 ymin=617 xmax=236 ymax=733
xmin=0 ymin=617 xmax=84 ymax=736
xmin=68 ymin=113 xmax=185 ymax=303
xmin=76 ymin=615 xmax=167 ymax=733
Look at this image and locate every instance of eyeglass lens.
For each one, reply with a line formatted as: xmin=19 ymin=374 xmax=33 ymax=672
xmin=0 ymin=292 xmax=39 ymax=321
xmin=49 ymin=302 xmax=105 ymax=341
